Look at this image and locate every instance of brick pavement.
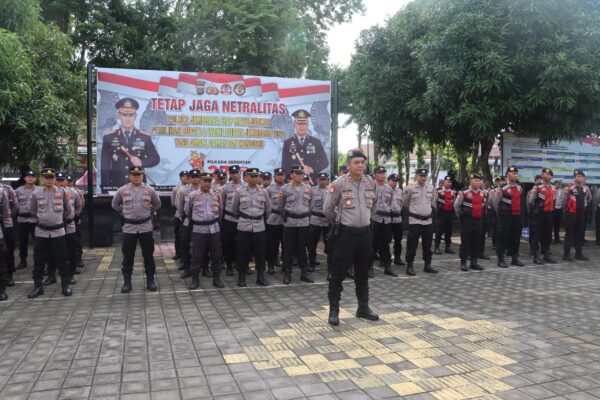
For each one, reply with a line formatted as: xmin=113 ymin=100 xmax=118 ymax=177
xmin=1 ymin=235 xmax=600 ymax=399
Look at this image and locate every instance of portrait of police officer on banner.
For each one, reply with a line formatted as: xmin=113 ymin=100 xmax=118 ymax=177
xmin=281 ymin=109 xmax=328 ymax=183
xmin=100 ymin=98 xmax=160 ymax=191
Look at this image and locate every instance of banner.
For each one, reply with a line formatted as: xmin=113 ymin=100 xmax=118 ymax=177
xmin=95 ymin=68 xmax=331 ymax=195
xmin=502 ymin=134 xmax=600 ymax=183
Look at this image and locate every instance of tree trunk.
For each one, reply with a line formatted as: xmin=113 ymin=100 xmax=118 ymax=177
xmin=457 ymin=152 xmax=468 ymax=186
xmin=405 ymin=152 xmax=411 ymax=186
xmin=479 ymin=139 xmax=494 ymax=187
xmin=395 ymin=147 xmax=404 ymax=186
xmin=429 ymin=144 xmax=437 ymax=185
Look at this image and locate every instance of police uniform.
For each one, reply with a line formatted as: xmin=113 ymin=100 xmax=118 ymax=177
xmin=178 ymin=170 xmax=202 ymax=278
xmin=111 ymin=166 xmax=161 ymax=293
xmin=389 ymin=174 xmax=405 ymax=266
xmin=553 ymin=180 xmax=564 ymax=243
xmin=528 ymin=168 xmax=557 ymax=264
xmin=454 ymin=173 xmax=486 ymax=271
xmin=221 ymin=165 xmax=242 ymax=276
xmin=402 ymin=169 xmax=438 ymax=276
xmin=491 ymin=167 xmax=524 ymax=268
xmin=281 ymin=110 xmax=329 ymax=184
xmin=562 ymin=170 xmax=592 ymax=261
xmin=15 ymin=170 xmax=39 ymax=270
xmin=55 ymin=172 xmax=83 ymax=284
xmin=478 ymin=184 xmax=492 ymax=260
xmin=68 ymin=176 xmax=85 ymax=269
xmin=324 ymin=148 xmax=379 ymax=326
xmin=100 ymin=98 xmax=160 ymax=191
xmin=2 ymin=182 xmax=17 ymax=286
xmin=231 ymin=168 xmax=271 ymax=287
xmin=185 ymin=173 xmax=224 ymax=289
xmin=266 ymin=168 xmax=285 ymax=273
xmin=307 ymin=172 xmax=330 ymax=272
xmin=593 ymin=185 xmax=600 ymax=245
xmin=0 ymin=186 xmax=11 ymax=300
xmin=371 ymin=167 xmax=396 ymax=276
xmin=434 ymin=177 xmax=456 ymax=254
xmin=171 ymin=171 xmax=188 ymax=260
xmin=487 ymin=178 xmax=502 ymax=249
xmin=28 ymin=168 xmax=74 ymax=298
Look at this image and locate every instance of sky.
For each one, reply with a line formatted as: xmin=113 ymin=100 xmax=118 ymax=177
xmin=326 ymin=0 xmax=411 ymax=152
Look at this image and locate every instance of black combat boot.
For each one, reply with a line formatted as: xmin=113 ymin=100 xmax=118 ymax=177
xmin=267 ymin=263 xmax=275 ymax=274
xmin=0 ymin=284 xmax=7 ymax=301
xmin=575 ymin=249 xmax=589 ymax=261
xmin=201 ymin=263 xmax=213 ymax=277
xmin=434 ymin=246 xmax=442 ymax=255
xmin=245 ymin=266 xmax=254 ymax=275
xmin=328 ymin=301 xmax=340 ymax=326
xmin=445 ymin=245 xmax=455 ymax=254
xmin=497 ymin=256 xmax=509 ymax=268
xmin=180 ymin=269 xmax=191 ymax=279
xmin=424 ymin=262 xmax=438 ymax=274
xmin=61 ymin=280 xmax=72 ymax=297
xmin=563 ymin=247 xmax=574 ymax=261
xmin=226 ymin=261 xmax=234 ymax=276
xmin=189 ymin=274 xmax=200 ymax=290
xmin=478 ymin=253 xmax=491 ymax=260
xmin=543 ymin=254 xmax=557 ymax=264
xmin=283 ymin=268 xmax=291 ymax=285
xmin=213 ymin=274 xmax=224 ymax=288
xmin=394 ymin=255 xmax=406 ymax=266
xmin=146 ymin=274 xmax=158 ymax=291
xmin=43 ymin=274 xmax=57 ymax=285
xmin=308 ymin=263 xmax=316 ymax=272
xmin=460 ymin=260 xmax=469 ymax=271
xmin=383 ymin=263 xmax=397 ymax=277
xmin=6 ymin=271 xmax=14 ymax=287
xmin=300 ymin=268 xmax=314 ymax=283
xmin=28 ymin=285 xmax=44 ymax=298
xmin=511 ymin=255 xmax=525 ymax=267
xmin=256 ymin=271 xmax=269 ymax=286
xmin=470 ymin=257 xmax=484 ymax=271
xmin=121 ymin=273 xmax=132 ymax=293
xmin=406 ymin=261 xmax=416 ymax=276
xmin=533 ymin=252 xmax=544 ymax=265
xmin=356 ymin=302 xmax=379 ymax=321
xmin=16 ymin=260 xmax=26 ymax=270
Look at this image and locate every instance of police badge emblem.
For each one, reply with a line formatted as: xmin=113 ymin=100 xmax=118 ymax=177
xmin=220 ymin=84 xmax=232 ymax=95
xmin=206 ymin=85 xmax=219 ymax=95
xmin=234 ymin=83 xmax=246 ymax=96
xmin=195 ymin=79 xmax=206 ymax=95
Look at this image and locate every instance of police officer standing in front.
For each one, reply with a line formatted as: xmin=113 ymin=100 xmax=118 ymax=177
xmin=403 ymin=168 xmax=438 ymax=276
xmin=454 ymin=173 xmax=486 ymax=272
xmin=221 ymin=165 xmax=242 ymax=276
xmin=434 ymin=176 xmax=456 ymax=255
xmin=371 ymin=166 xmax=396 ymax=276
xmin=307 ymin=172 xmax=330 ymax=272
xmin=16 ymin=170 xmax=39 ymax=270
xmin=324 ymin=148 xmax=379 ymax=326
xmin=280 ymin=165 xmax=314 ymax=284
xmin=231 ymin=168 xmax=271 ymax=287
xmin=28 ymin=167 xmax=74 ymax=298
xmin=528 ymin=168 xmax=557 ymax=264
xmin=562 ymin=169 xmax=592 ymax=261
xmin=111 ymin=166 xmax=161 ymax=293
xmin=266 ymin=168 xmax=285 ymax=274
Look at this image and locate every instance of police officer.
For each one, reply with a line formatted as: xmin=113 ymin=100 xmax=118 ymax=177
xmin=562 ymin=170 xmax=592 ymax=261
xmin=478 ymin=181 xmax=492 ymax=261
xmin=56 ymin=171 xmax=83 ymax=284
xmin=528 ymin=168 xmax=557 ymax=264
xmin=281 ymin=110 xmax=329 ymax=183
xmin=280 ymin=165 xmax=314 ymax=284
xmin=66 ymin=175 xmax=85 ymax=269
xmin=221 ymin=165 xmax=242 ymax=276
xmin=28 ymin=167 xmax=74 ymax=298
xmin=492 ymin=166 xmax=525 ymax=268
xmin=454 ymin=173 xmax=486 ymax=272
xmin=1 ymin=177 xmax=17 ymax=286
xmin=371 ymin=166 xmax=396 ymax=276
xmin=324 ymin=148 xmax=378 ymax=326
xmin=266 ymin=168 xmax=285 ymax=274
xmin=171 ymin=171 xmax=188 ymax=260
xmin=111 ymin=166 xmax=161 ymax=293
xmin=16 ymin=169 xmax=39 ymax=270
xmin=403 ymin=168 xmax=438 ymax=276
xmin=178 ymin=169 xmax=202 ymax=278
xmin=0 ymin=185 xmax=11 ymax=300
xmin=232 ymin=167 xmax=271 ymax=287
xmin=307 ymin=172 xmax=330 ymax=272
xmin=553 ymin=179 xmax=564 ymax=243
xmin=262 ymin=172 xmax=272 ymax=188
xmin=593 ymin=184 xmax=600 ymax=245
xmin=185 ymin=172 xmax=224 ymax=289
xmin=388 ymin=174 xmax=406 ymax=266
xmin=434 ymin=176 xmax=456 ymax=254
xmin=100 ymin=98 xmax=160 ymax=191
xmin=527 ymin=175 xmax=543 ymax=255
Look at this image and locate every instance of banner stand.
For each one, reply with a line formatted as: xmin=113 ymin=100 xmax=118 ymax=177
xmin=87 ymin=63 xmax=95 ymax=248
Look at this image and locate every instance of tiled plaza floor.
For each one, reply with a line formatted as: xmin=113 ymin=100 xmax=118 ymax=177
xmin=2 ymin=234 xmax=600 ymax=400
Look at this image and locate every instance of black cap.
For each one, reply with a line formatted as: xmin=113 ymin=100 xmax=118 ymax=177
xmin=574 ymin=169 xmax=585 ymax=177
xmin=374 ymin=166 xmax=386 ymax=174
xmin=218 ymin=172 xmax=227 ymax=179
xmin=303 ymin=174 xmax=310 ymax=180
xmin=115 ymin=98 xmax=139 ymax=114
xmin=534 ymin=175 xmax=542 ymax=181
xmin=291 ymin=109 xmax=311 ymax=119
xmin=56 ymin=171 xmax=67 ymax=181
xmin=291 ymin=165 xmax=304 ymax=174
xmin=388 ymin=174 xmax=399 ymax=181
xmin=67 ymin=175 xmax=73 ymax=182
xmin=179 ymin=171 xmax=189 ymax=177
xmin=229 ymin=165 xmax=240 ymax=173
xmin=129 ymin=166 xmax=144 ymax=174
xmin=346 ymin=148 xmax=367 ymax=161
xmin=493 ymin=176 xmax=501 ymax=182
xmin=23 ymin=170 xmax=35 ymax=178
xmin=506 ymin=166 xmax=518 ymax=174
xmin=274 ymin=168 xmax=284 ymax=175
xmin=416 ymin=168 xmax=428 ymax=176
xmin=317 ymin=172 xmax=328 ymax=180
xmin=200 ymin=172 xmax=212 ymax=180
xmin=444 ymin=176 xmax=452 ymax=181
xmin=246 ymin=167 xmax=260 ymax=176
xmin=339 ymin=166 xmax=349 ymax=174
xmin=41 ymin=167 xmax=56 ymax=177
xmin=262 ymin=172 xmax=272 ymax=179
xmin=542 ymin=167 xmax=553 ymax=176
xmin=469 ymin=172 xmax=483 ymax=180
xmin=188 ymin=169 xmax=201 ymax=176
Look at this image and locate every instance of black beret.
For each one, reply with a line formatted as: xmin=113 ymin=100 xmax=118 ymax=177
xmin=274 ymin=168 xmax=284 ymax=175
xmin=542 ymin=168 xmax=553 ymax=176
xmin=56 ymin=171 xmax=67 ymax=180
xmin=374 ymin=166 xmax=386 ymax=174
xmin=179 ymin=171 xmax=189 ymax=177
xmin=574 ymin=169 xmax=585 ymax=177
xmin=317 ymin=172 xmax=328 ymax=179
xmin=262 ymin=172 xmax=272 ymax=179
xmin=23 ymin=170 xmax=36 ymax=178
xmin=506 ymin=166 xmax=518 ymax=174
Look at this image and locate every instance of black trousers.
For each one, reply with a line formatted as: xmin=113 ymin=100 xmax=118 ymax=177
xmin=173 ymin=217 xmax=182 ymax=256
xmin=595 ymin=208 xmax=600 ymax=243
xmin=65 ymin=233 xmax=78 ymax=278
xmin=191 ymin=232 xmax=222 ymax=275
xmin=391 ymin=222 xmax=403 ymax=261
xmin=18 ymin=222 xmax=36 ymax=262
xmin=266 ymin=223 xmax=283 ymax=264
xmin=221 ymin=219 xmax=238 ymax=265
xmin=75 ymin=222 xmax=83 ymax=265
xmin=554 ymin=209 xmax=562 ymax=242
xmin=488 ymin=209 xmax=497 ymax=247
xmin=328 ymin=226 xmax=371 ymax=303
xmin=4 ymin=226 xmax=15 ymax=273
xmin=564 ymin=210 xmax=586 ymax=253
xmin=479 ymin=215 xmax=488 ymax=255
xmin=372 ymin=221 xmax=392 ymax=264
xmin=307 ymin=224 xmax=330 ymax=266
xmin=496 ymin=211 xmax=522 ymax=258
xmin=33 ymin=235 xmax=67 ymax=286
xmin=179 ymin=225 xmax=192 ymax=271
xmin=435 ymin=209 xmax=454 ymax=248
xmin=0 ymin=246 xmax=6 ymax=287
xmin=121 ymin=231 xmax=155 ymax=276
xmin=236 ymin=230 xmax=266 ymax=274
xmin=406 ymin=224 xmax=433 ymax=263
xmin=530 ymin=211 xmax=554 ymax=256
xmin=459 ymin=216 xmax=483 ymax=262
xmin=283 ymin=226 xmax=308 ymax=271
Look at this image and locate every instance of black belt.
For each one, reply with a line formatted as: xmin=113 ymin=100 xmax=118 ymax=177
xmin=224 ymin=210 xmax=237 ymax=218
xmin=286 ymin=211 xmax=310 ymax=219
xmin=37 ymin=223 xmax=64 ymax=230
xmin=271 ymin=209 xmax=281 ymax=215
xmin=192 ymin=218 xmax=219 ymax=226
xmin=409 ymin=212 xmax=432 ymax=221
xmin=340 ymin=224 xmax=371 ymax=234
xmin=239 ymin=212 xmax=264 ymax=220
xmin=18 ymin=212 xmax=32 ymax=218
xmin=391 ymin=212 xmax=401 ymax=217
xmin=123 ymin=216 xmax=152 ymax=225
xmin=311 ymin=211 xmax=325 ymax=218
xmin=65 ymin=218 xmax=74 ymax=224
xmin=376 ymin=210 xmax=392 ymax=217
